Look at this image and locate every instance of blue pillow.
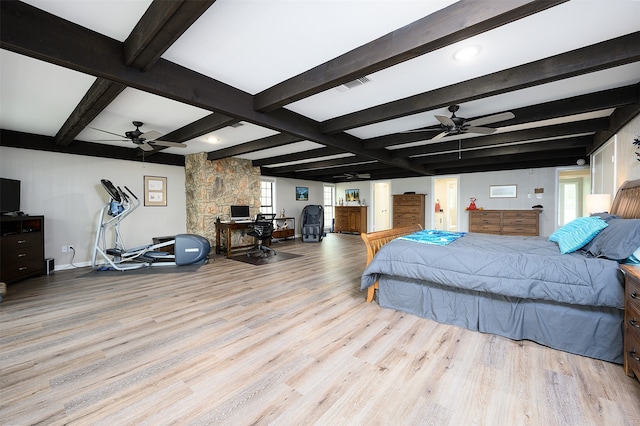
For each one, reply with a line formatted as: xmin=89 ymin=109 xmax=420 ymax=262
xmin=549 ymin=216 xmax=608 ymax=254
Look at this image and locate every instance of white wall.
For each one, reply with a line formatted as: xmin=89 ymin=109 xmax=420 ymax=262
xmin=271 ymin=177 xmax=325 ymax=235
xmin=1 ymin=147 xmax=186 ymax=270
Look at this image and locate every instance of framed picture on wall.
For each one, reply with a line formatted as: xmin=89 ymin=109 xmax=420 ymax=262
xmin=296 ymin=186 xmax=308 ymax=201
xmin=345 ymin=189 xmax=359 ymax=202
xmin=144 ymin=175 xmax=167 ymax=206
xmin=489 ymin=184 xmax=517 ymax=198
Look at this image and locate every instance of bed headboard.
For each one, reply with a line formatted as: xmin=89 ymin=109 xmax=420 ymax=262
xmin=610 ymin=178 xmax=640 ymax=219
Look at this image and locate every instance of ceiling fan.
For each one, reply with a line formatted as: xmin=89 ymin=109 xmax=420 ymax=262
xmin=406 ymin=105 xmax=515 ymax=141
xmin=334 ymin=172 xmax=371 ymax=180
xmin=91 ymin=121 xmax=187 ymax=151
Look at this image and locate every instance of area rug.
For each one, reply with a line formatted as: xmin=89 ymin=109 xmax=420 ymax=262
xmin=230 ymin=251 xmax=301 ymax=266
xmin=76 ymin=263 xmax=204 ymax=278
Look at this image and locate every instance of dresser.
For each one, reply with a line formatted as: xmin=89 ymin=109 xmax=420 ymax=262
xmin=621 ymin=264 xmax=640 ymax=381
xmin=335 ymin=206 xmax=367 ymax=234
xmin=393 ymin=194 xmax=425 ymax=229
xmin=468 ymin=209 xmax=540 ymax=236
xmin=1 ymin=215 xmax=45 ymax=283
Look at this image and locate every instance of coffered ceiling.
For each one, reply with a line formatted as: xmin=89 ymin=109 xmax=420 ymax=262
xmin=1 ymin=0 xmax=639 ymax=182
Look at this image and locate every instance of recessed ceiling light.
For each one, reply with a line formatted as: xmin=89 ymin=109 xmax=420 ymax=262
xmin=454 ymin=46 xmax=480 ymax=61
xmin=206 ymin=136 xmax=219 ymax=143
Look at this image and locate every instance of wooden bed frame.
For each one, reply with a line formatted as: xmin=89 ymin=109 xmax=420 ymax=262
xmin=360 ymin=178 xmax=640 ymax=302
xmin=361 ymin=225 xmax=422 ymax=302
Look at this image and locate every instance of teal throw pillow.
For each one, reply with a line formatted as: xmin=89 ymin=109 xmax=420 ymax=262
xmin=549 ymin=216 xmax=608 ymax=254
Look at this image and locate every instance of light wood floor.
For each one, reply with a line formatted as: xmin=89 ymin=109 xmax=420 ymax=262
xmin=1 ymin=234 xmax=639 ymax=425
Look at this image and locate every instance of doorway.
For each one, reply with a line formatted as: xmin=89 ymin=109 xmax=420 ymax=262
xmin=557 ymin=168 xmax=590 ymax=227
xmin=433 ymin=177 xmax=459 ymax=231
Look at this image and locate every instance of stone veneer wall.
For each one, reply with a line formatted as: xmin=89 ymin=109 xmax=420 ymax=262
xmin=184 ymin=153 xmax=261 ymax=248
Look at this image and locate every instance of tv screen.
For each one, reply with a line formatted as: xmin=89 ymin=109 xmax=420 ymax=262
xmin=0 ymin=178 xmax=21 ymax=213
xmin=230 ymin=205 xmax=250 ymax=219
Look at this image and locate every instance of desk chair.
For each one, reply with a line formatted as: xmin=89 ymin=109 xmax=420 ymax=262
xmin=247 ymin=213 xmax=277 ymax=257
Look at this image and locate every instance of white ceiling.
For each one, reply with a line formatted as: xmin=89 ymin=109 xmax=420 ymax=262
xmin=1 ymin=0 xmax=640 ymax=176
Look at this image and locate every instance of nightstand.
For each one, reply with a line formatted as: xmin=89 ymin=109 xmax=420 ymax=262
xmin=621 ymin=264 xmax=640 ymax=380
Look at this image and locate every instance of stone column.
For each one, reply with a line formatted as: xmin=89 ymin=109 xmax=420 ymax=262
xmin=185 ymin=153 xmax=261 ymax=248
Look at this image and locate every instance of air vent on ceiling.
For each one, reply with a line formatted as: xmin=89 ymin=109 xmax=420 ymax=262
xmin=336 ymin=76 xmax=373 ymax=92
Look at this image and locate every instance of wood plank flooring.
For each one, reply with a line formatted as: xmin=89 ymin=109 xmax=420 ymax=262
xmin=1 ymin=233 xmax=639 ymax=425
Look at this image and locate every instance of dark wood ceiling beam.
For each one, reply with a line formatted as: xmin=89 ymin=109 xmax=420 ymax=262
xmin=207 ymin=133 xmax=304 ymax=160
xmin=321 ymin=31 xmax=640 ymax=134
xmin=1 ymin=130 xmax=184 ymax=166
xmin=414 ymin=136 xmax=591 ymax=165
xmin=54 ymin=0 xmax=216 ymax=147
xmin=432 ymin=149 xmax=586 ymax=175
xmin=54 ymin=78 xmax=126 ymax=146
xmin=0 ymin=2 xmax=433 ymax=176
xmin=393 ymin=118 xmax=609 ymax=158
xmin=365 ymin=84 xmax=639 ymax=149
xmin=589 ymin=101 xmax=640 ymax=154
xmin=161 ymin=113 xmax=239 ymax=143
xmin=254 ymin=0 xmax=567 ymax=112
xmin=252 ymin=147 xmax=346 ymax=167
xmin=125 ymin=1 xmax=216 ymax=70
xmin=264 ymin=156 xmax=373 ymax=174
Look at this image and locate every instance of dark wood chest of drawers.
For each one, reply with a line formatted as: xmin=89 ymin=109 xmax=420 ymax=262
xmin=468 ymin=209 xmax=540 ymax=236
xmin=1 ymin=216 xmax=45 ymax=283
xmin=393 ymin=194 xmax=425 ymax=229
xmin=621 ymin=264 xmax=640 ymax=381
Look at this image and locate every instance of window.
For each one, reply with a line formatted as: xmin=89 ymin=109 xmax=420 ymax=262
xmin=260 ymin=179 xmax=274 ymax=215
xmin=323 ymin=184 xmax=335 ymax=231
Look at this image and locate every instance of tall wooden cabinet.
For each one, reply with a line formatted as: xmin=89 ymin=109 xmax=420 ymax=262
xmin=335 ymin=206 xmax=367 ymax=234
xmin=468 ymin=209 xmax=540 ymax=236
xmin=393 ymin=194 xmax=425 ymax=228
xmin=1 ymin=215 xmax=45 ymax=283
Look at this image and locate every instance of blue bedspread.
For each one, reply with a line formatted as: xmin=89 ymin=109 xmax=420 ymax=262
xmin=361 ymin=232 xmax=624 ymax=309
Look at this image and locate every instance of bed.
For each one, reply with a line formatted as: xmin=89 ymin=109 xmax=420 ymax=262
xmin=361 ymin=179 xmax=640 ymax=364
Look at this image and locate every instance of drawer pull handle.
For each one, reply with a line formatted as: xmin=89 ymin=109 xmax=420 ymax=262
xmin=18 ymin=266 xmax=28 ymax=271
xmin=630 ymin=319 xmax=640 ymax=328
xmin=630 ymin=350 xmax=640 ymax=362
xmin=17 ymin=253 xmax=27 ymax=258
xmin=18 ymin=239 xmax=27 ymax=244
xmin=631 ymin=293 xmax=639 ymax=300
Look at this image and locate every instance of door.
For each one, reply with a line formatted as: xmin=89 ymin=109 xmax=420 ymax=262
xmin=373 ymin=181 xmax=390 ymax=231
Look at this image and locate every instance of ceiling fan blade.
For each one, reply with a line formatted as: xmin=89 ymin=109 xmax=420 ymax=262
xmin=434 ymin=115 xmax=455 ymax=127
xmin=358 ymin=173 xmax=371 ymax=178
xmin=431 ymin=130 xmax=449 ymax=141
xmin=152 ymin=140 xmax=187 ymax=148
xmin=401 ymin=126 xmax=441 ymax=133
xmin=464 ymin=126 xmax=497 ymax=135
xmin=140 ymin=130 xmax=163 ymax=141
xmin=90 ymin=127 xmax=126 ymax=138
xmin=466 ymin=111 xmax=515 ymax=127
xmin=139 ymin=142 xmax=155 ymax=151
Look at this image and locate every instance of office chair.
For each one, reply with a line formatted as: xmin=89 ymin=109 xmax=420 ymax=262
xmin=247 ymin=213 xmax=277 ymax=257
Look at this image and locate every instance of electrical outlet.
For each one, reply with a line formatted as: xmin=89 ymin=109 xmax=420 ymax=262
xmin=61 ymin=245 xmax=68 ymax=253
xmin=68 ymin=245 xmax=75 ymax=252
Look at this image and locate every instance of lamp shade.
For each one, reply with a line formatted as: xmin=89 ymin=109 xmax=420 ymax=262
xmin=585 ymin=193 xmax=611 ymax=215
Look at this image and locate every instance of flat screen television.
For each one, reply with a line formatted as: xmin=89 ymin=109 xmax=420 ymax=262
xmin=0 ymin=178 xmax=21 ymax=214
xmin=230 ymin=205 xmax=251 ymax=220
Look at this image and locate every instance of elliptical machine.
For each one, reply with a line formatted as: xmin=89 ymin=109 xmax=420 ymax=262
xmin=91 ymin=179 xmax=210 ymax=270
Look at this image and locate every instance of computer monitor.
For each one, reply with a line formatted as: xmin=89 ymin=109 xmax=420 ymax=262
xmin=230 ymin=205 xmax=251 ymax=221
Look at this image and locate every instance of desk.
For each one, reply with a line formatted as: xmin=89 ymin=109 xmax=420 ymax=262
xmin=216 ymin=220 xmax=270 ymax=258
